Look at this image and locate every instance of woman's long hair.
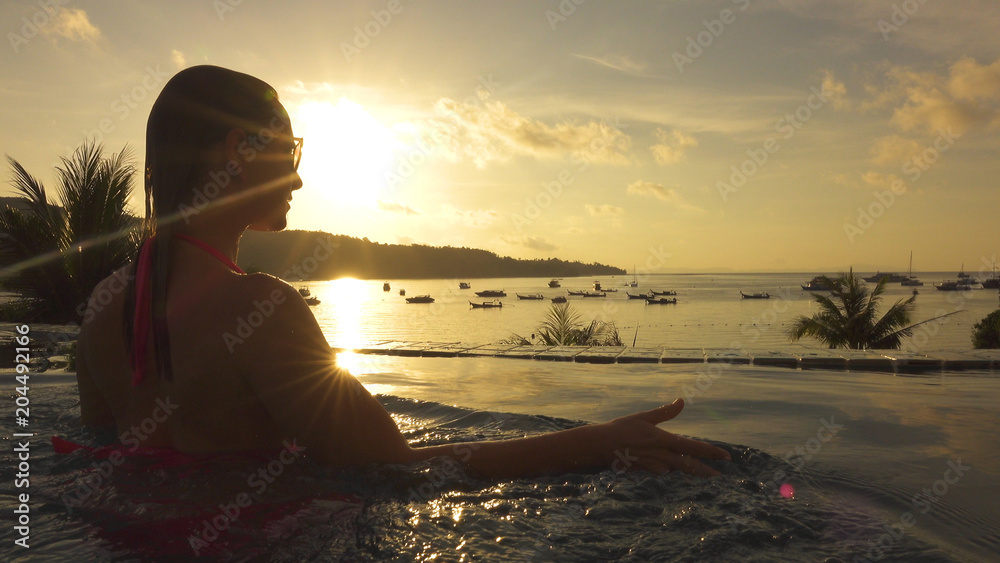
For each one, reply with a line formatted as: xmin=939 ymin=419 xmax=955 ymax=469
xmin=123 ymin=65 xmax=279 ymax=383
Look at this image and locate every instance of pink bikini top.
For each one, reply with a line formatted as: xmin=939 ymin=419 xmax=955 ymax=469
xmin=130 ymin=234 xmax=244 ymax=386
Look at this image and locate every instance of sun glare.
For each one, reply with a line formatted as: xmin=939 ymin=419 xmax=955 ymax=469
xmin=293 ymin=98 xmax=396 ymax=207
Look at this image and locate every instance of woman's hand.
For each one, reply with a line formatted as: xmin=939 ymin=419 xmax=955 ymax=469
xmin=595 ymin=398 xmax=731 ymax=477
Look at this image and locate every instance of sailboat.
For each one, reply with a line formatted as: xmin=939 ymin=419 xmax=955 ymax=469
xmin=900 ymin=251 xmax=923 ymax=286
xmin=624 ymin=265 xmax=638 ymax=287
xmin=983 ymin=260 xmax=1000 ymax=289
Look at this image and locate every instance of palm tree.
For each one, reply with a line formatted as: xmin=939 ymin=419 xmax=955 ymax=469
xmin=535 ymin=302 xmax=622 ymax=346
xmin=787 ymin=268 xmax=956 ymax=349
xmin=0 ymin=141 xmax=140 ymax=323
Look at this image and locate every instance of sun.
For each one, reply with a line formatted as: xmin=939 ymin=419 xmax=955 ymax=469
xmin=291 ymin=97 xmax=397 ymax=207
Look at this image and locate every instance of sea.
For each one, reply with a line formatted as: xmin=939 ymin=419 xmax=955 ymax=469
xmin=304 ymin=272 xmax=998 ymax=352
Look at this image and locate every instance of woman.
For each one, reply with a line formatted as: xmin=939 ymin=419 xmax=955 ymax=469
xmin=75 ymin=65 xmax=731 ymax=478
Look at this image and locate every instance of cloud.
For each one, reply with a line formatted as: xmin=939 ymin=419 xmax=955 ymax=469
xmin=41 ymin=8 xmax=101 ymax=43
xmin=171 ymin=49 xmax=186 ymax=70
xmin=862 ymin=58 xmax=1000 ymax=135
xmin=870 ymin=135 xmax=924 ymax=166
xmin=649 ymin=128 xmax=698 ymax=165
xmin=572 ymin=53 xmax=646 ymax=74
xmin=627 ymin=180 xmax=680 ymax=202
xmin=429 ymin=92 xmax=632 ymax=167
xmin=502 ymin=234 xmax=557 ymax=252
xmin=585 ymin=204 xmax=624 ymax=217
xmin=440 ymin=204 xmax=498 ymax=228
xmin=377 ymin=200 xmax=419 ymax=215
xmin=861 ymin=171 xmax=907 ymax=192
xmin=627 ymin=180 xmax=703 ymax=212
xmin=821 ymin=70 xmax=848 ymax=110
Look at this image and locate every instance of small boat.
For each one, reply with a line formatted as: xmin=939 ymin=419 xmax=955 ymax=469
xmin=645 ymin=297 xmax=677 ymax=304
xmin=516 ymin=293 xmax=545 ymax=300
xmin=740 ymin=291 xmax=770 ymax=299
xmin=567 ymin=290 xmax=586 ymax=296
xmin=626 ymin=292 xmax=648 ymax=300
xmin=581 ymin=291 xmax=607 ymax=298
xmin=650 ymin=289 xmax=677 ymax=296
xmin=405 ymin=295 xmax=434 ymax=303
xmin=900 ymin=252 xmax=923 ymax=286
xmin=399 ymin=289 xmax=406 ymax=296
xmin=470 ymin=300 xmax=502 ymax=308
xmin=593 ymin=281 xmax=619 ymax=293
xmin=548 ymin=279 xmax=561 ymax=288
xmin=459 ymin=282 xmax=471 ymax=289
xmin=475 ymin=289 xmax=506 ymax=297
xmin=935 ymin=281 xmax=974 ymax=291
xmin=383 ymin=282 xmax=391 ymax=291
xmin=801 ymin=276 xmax=833 ymax=291
xmin=863 ymin=272 xmax=908 ymax=283
xmin=298 ymin=288 xmax=321 ymax=305
xmin=551 ymin=296 xmax=567 ymax=303
xmin=625 ymin=266 xmax=638 ymax=288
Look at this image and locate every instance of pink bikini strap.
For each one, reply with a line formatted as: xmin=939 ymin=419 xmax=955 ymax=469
xmin=130 ymin=234 xmax=244 ymax=386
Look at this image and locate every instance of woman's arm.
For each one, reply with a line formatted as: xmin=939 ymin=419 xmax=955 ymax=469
xmin=236 ymin=276 xmax=729 ymax=477
xmin=411 ymin=400 xmax=730 ymax=479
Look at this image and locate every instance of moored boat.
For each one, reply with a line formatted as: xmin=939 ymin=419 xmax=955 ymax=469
xmin=551 ymin=296 xmax=567 ymax=303
xmin=383 ymin=282 xmax=391 ymax=291
xmin=548 ymin=279 xmax=561 ymax=288
xmin=459 ymin=282 xmax=471 ymax=289
xmin=516 ymin=293 xmax=545 ymax=300
xmin=935 ymin=281 xmax=974 ymax=291
xmin=740 ymin=291 xmax=770 ymax=299
xmin=650 ymin=289 xmax=677 ymax=296
xmin=645 ymin=297 xmax=677 ymax=304
xmin=475 ymin=289 xmax=506 ymax=297
xmin=626 ymin=292 xmax=648 ymax=299
xmin=470 ymin=300 xmax=502 ymax=308
xmin=900 ymin=251 xmax=923 ymax=286
xmin=863 ymin=272 xmax=908 ymax=283
xmin=581 ymin=291 xmax=607 ymax=297
xmin=801 ymin=276 xmax=833 ymax=290
xmin=399 ymin=289 xmax=405 ymax=296
xmin=405 ymin=295 xmax=434 ymax=303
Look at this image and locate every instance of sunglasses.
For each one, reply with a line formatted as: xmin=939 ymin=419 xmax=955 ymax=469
xmin=291 ymin=136 xmax=303 ymax=171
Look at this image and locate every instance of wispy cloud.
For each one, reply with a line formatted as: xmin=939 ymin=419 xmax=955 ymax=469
xmin=378 ymin=200 xmax=419 ymax=215
xmin=585 ymin=204 xmax=624 ymax=217
xmin=429 ymin=92 xmax=632 ymax=167
xmin=440 ymin=204 xmax=498 ymax=228
xmin=502 ymin=234 xmax=556 ymax=252
xmin=571 ymin=53 xmax=646 ymax=75
xmin=626 ymin=181 xmax=703 ymax=213
xmin=649 ymin=128 xmax=698 ymax=165
xmin=41 ymin=8 xmax=102 ymax=43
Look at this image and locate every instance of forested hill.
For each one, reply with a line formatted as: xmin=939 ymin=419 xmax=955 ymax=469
xmin=238 ymin=230 xmax=625 ymax=280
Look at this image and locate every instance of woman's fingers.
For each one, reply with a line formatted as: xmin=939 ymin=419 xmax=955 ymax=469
xmin=630 ymin=398 xmax=684 ymax=425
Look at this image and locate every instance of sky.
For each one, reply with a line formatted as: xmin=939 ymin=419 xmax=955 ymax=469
xmin=1 ymin=0 xmax=999 ymax=274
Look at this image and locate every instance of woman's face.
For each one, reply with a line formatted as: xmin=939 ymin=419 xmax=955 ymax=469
xmin=243 ymin=103 xmax=303 ymax=232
